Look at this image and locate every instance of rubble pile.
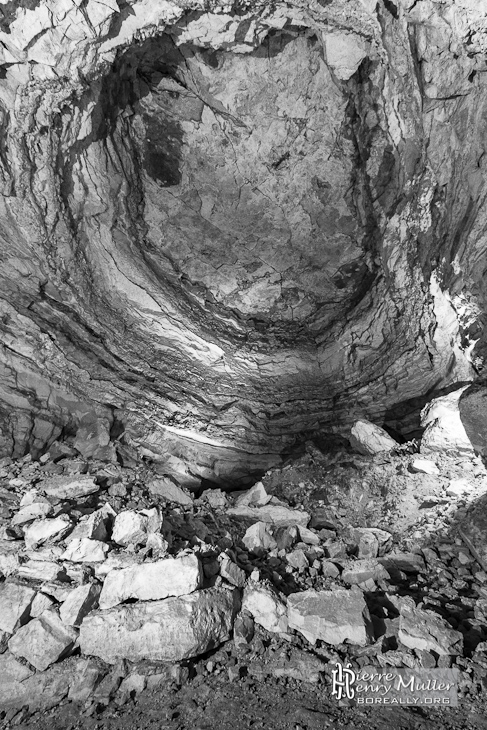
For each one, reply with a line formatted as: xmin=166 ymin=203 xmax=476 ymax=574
xmin=1 ymin=400 xmax=487 ymax=719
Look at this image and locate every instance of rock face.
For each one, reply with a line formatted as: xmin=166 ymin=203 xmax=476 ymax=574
xmin=0 ymin=0 xmax=484 ymax=483
xmin=79 ymin=587 xmax=238 ymax=663
xmin=420 ymin=387 xmax=475 ymax=455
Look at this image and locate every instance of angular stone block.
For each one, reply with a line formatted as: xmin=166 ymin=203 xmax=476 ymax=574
xmin=80 ymin=587 xmax=239 ymax=663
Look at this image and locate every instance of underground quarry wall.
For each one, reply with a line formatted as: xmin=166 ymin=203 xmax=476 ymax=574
xmin=0 ymin=0 xmax=486 ymax=485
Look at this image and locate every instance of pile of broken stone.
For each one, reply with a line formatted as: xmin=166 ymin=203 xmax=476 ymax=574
xmin=2 ymin=389 xmax=487 ymax=717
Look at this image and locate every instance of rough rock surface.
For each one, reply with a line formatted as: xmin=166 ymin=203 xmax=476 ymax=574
xmin=8 ymin=609 xmax=78 ymax=671
xmin=241 ymin=585 xmax=288 ymax=634
xmin=287 ymin=587 xmax=373 ymax=646
xmin=0 ymin=0 xmax=484 ymax=484
xmin=80 ymin=587 xmax=238 ymax=663
xmin=0 ymin=581 xmax=36 ymax=633
xmin=349 ymin=421 xmax=397 ymax=456
xmin=99 ymin=554 xmax=202 ymax=609
xmin=399 ymin=604 xmax=464 ymax=656
xmin=1 ymin=441 xmax=487 ymax=719
xmin=420 ymin=387 xmax=476 ymax=455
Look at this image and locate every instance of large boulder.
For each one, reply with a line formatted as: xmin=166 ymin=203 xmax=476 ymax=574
xmin=79 ymin=587 xmax=239 ymax=663
xmin=349 ymin=420 xmax=397 ymax=456
xmin=38 ymin=476 xmax=99 ymax=502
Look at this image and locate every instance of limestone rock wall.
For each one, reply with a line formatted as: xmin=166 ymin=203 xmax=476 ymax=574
xmin=0 ymin=0 xmax=485 ymax=483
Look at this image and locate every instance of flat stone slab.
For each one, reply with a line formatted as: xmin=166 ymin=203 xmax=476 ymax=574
xmin=249 ymin=647 xmax=326 ymax=684
xmin=99 ymin=554 xmax=202 ymax=609
xmin=23 ymin=516 xmax=72 ymax=550
xmin=147 ymin=478 xmax=193 ymax=506
xmin=0 ymin=581 xmax=36 ymax=633
xmin=399 ymin=604 xmax=464 ymax=655
xmin=410 ymin=459 xmax=440 ymax=476
xmin=227 ymin=504 xmax=309 ymax=527
xmin=61 ymin=537 xmax=110 ymax=563
xmin=38 ymin=476 xmax=99 ymax=501
xmin=79 ymin=587 xmax=238 ymax=663
xmin=8 ymin=609 xmax=78 ymax=671
xmin=287 ymin=587 xmax=374 ymax=646
xmin=16 ymin=560 xmax=67 ymax=582
xmin=11 ymin=502 xmax=53 ymax=525
xmin=61 ymin=538 xmax=109 ymax=563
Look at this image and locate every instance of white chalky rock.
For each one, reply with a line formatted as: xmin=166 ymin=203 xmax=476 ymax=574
xmin=0 ymin=582 xmax=36 ymax=633
xmin=0 ymin=542 xmax=21 ymax=577
xmin=111 ymin=510 xmax=148 ymax=546
xmin=287 ymin=587 xmax=374 ymax=646
xmin=219 ymin=555 xmax=246 ymax=587
xmin=242 ymin=522 xmax=277 ymax=552
xmin=8 ymin=608 xmax=78 ymax=671
xmin=228 ymin=504 xmax=309 ymax=527
xmin=30 ymin=592 xmax=56 ymax=618
xmin=80 ymin=587 xmax=238 ymax=663
xmin=11 ymin=502 xmax=53 ymax=525
xmin=60 ymin=583 xmax=102 ymax=627
xmin=242 ymin=585 xmax=288 ymax=633
xmin=147 ymin=478 xmax=193 ymax=506
xmin=61 ymin=537 xmax=109 ymax=563
xmin=39 ymin=476 xmax=99 ymax=501
xmin=23 ymin=516 xmax=72 ymax=549
xmin=410 ymin=458 xmax=440 ymax=476
xmin=65 ymin=504 xmax=115 ymax=543
xmin=349 ymin=420 xmax=397 ymax=456
xmin=17 ymin=560 xmax=67 ymax=582
xmin=235 ymin=481 xmax=271 ymax=507
xmin=99 ymin=554 xmax=202 ymax=609
xmin=446 ymin=478 xmax=472 ymax=497
xmin=420 ymin=387 xmax=474 ymax=455
xmin=20 ymin=489 xmax=49 ymax=507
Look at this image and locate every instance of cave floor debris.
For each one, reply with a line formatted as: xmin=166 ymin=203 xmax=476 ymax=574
xmin=2 ymin=440 xmax=487 ymax=728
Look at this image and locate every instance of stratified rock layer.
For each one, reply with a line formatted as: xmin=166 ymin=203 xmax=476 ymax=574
xmin=0 ymin=0 xmax=484 ymax=482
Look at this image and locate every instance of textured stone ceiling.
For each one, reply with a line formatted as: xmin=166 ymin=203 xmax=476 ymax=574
xmin=0 ymin=0 xmax=486 ymax=484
